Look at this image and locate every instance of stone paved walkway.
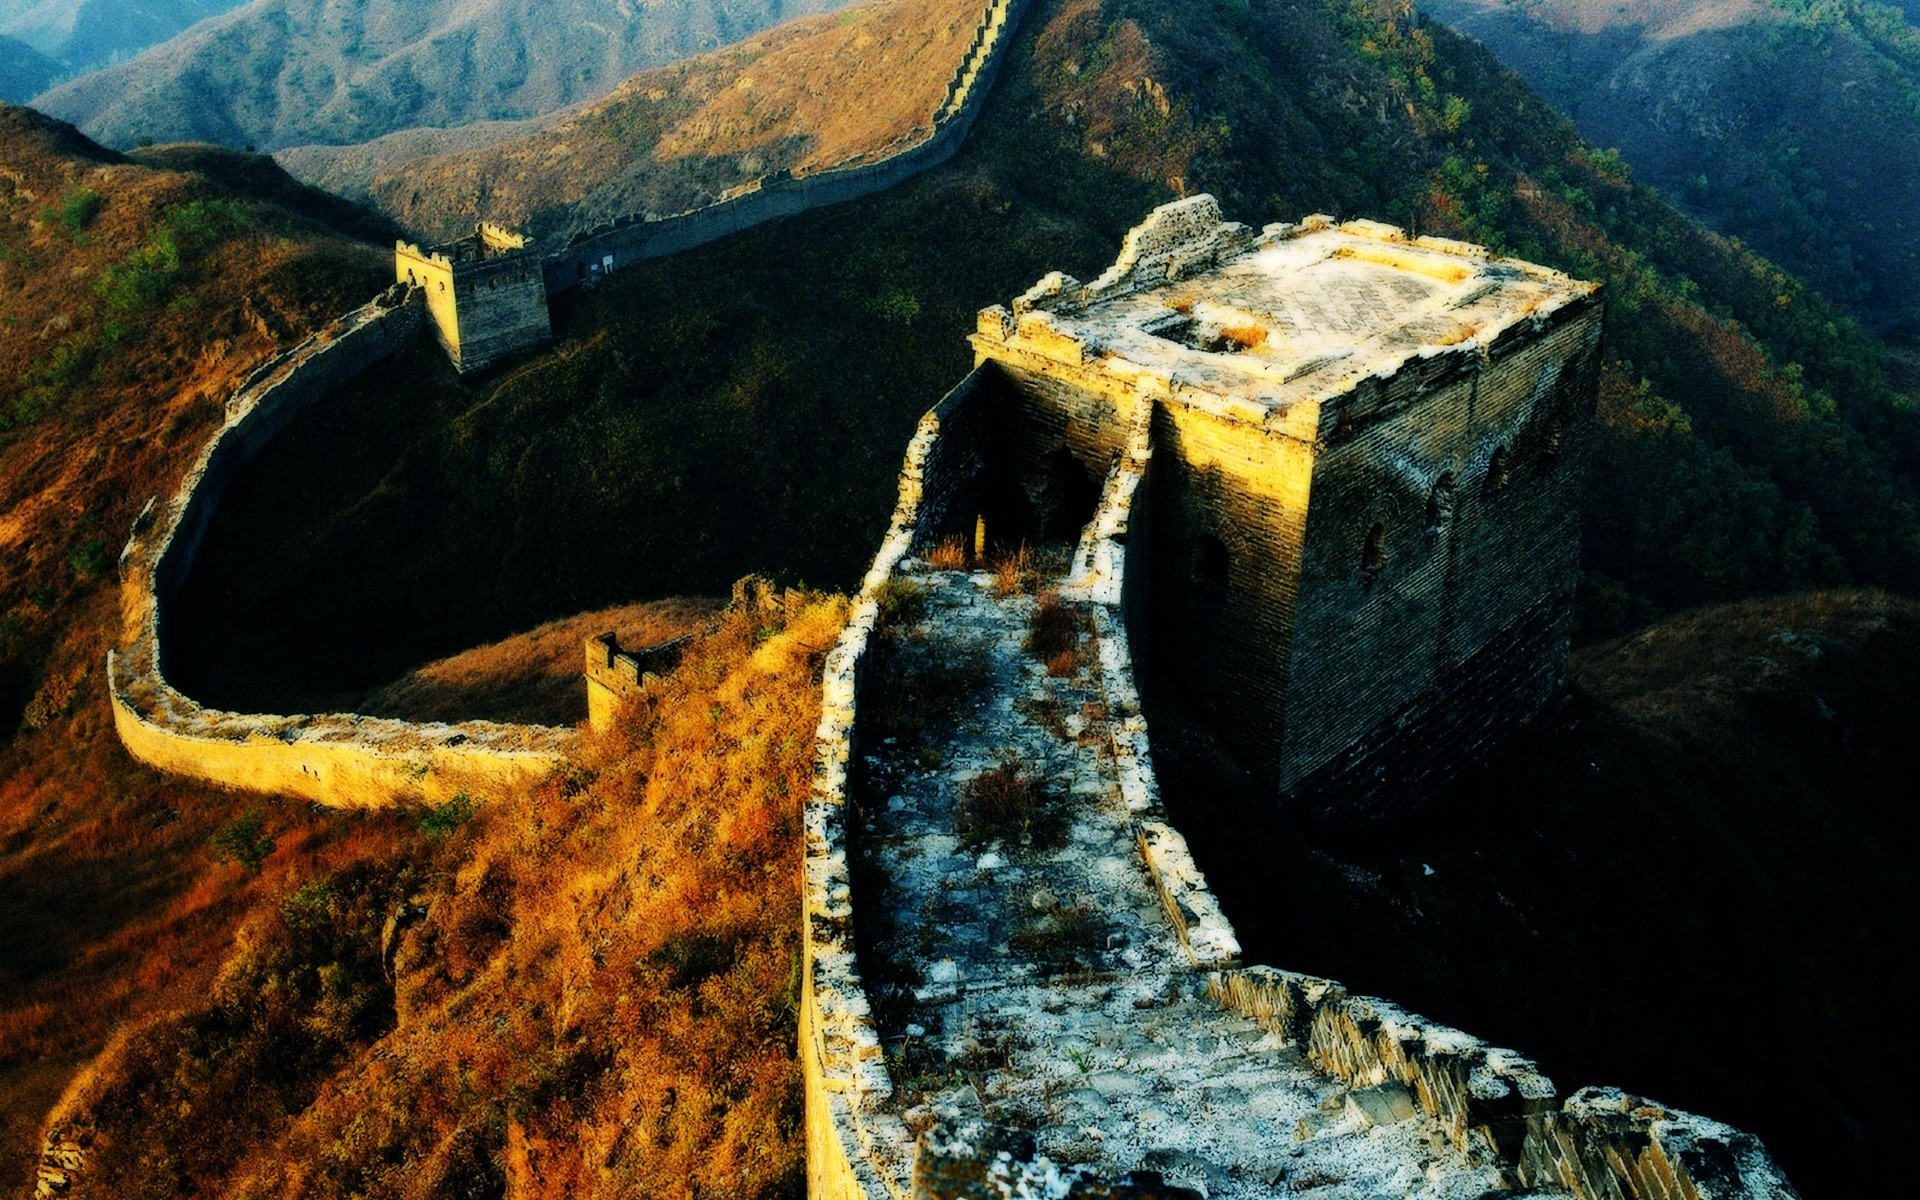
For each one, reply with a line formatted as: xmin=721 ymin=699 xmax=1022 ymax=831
xmin=851 ymin=561 xmax=1530 ymax=1198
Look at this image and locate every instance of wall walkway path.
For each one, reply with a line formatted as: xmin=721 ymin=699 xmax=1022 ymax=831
xmin=801 ymin=379 xmax=1802 ymax=1198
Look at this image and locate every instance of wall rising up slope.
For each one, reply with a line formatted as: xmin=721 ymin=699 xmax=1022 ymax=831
xmin=108 ymin=286 xmax=572 ymax=809
xmin=803 ymin=344 xmax=1799 ymax=1196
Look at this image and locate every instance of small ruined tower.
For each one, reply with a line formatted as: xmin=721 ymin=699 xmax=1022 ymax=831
xmin=395 ymin=222 xmax=551 ymax=373
xmin=960 ymin=196 xmax=1603 ymax=818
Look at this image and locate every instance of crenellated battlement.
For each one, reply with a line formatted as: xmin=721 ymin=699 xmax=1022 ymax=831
xmin=395 ymin=222 xmax=551 ymax=373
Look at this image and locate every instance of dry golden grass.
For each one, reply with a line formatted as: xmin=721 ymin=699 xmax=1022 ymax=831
xmin=1024 ymin=591 xmax=1088 ymax=677
xmin=927 ymin=533 xmax=971 ymax=570
xmin=0 ymin=107 xmax=393 ymax=1193
xmin=990 ymin=543 xmax=1031 ymax=597
xmin=42 ymin=589 xmax=844 ymax=1200
xmin=361 ymin=597 xmax=721 ymax=726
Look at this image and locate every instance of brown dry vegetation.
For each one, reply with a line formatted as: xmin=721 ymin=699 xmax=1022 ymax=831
xmin=286 ymin=0 xmax=990 ymax=244
xmin=0 ymin=105 xmax=394 ymax=1191
xmin=361 ymin=597 xmax=721 ymax=726
xmin=42 ymin=590 xmax=843 ymax=1200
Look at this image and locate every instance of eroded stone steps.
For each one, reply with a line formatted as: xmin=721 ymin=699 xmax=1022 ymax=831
xmin=852 ymin=563 xmax=1519 ymax=1198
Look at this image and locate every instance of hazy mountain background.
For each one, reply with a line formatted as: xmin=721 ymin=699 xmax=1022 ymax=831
xmin=29 ymin=0 xmax=867 ymax=153
xmin=277 ymin=0 xmax=989 ymax=244
xmin=0 ymin=0 xmax=244 ymax=78
xmin=1418 ymin=0 xmax=1920 ymax=338
xmin=0 ymin=32 xmax=58 ymax=101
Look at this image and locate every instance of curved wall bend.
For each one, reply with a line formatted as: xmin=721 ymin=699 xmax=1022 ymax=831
xmin=108 ymin=286 xmax=574 ymax=811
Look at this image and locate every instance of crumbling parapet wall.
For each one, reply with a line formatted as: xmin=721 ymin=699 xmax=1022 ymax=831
xmin=109 ymin=285 xmax=573 ymax=810
xmin=804 ymin=376 xmax=1000 ymax=1200
xmin=1206 ymin=967 xmax=1799 ymax=1199
xmin=1059 ymin=392 xmax=1239 ymax=969
xmin=541 ymin=0 xmax=1033 ymax=294
xmin=583 ymin=631 xmax=691 ymax=732
xmin=804 ymin=367 xmax=1251 ymax=1197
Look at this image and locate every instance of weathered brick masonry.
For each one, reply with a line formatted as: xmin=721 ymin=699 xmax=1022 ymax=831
xmin=395 ymin=222 xmax=552 ymax=373
xmin=966 ymin=197 xmax=1604 ymax=817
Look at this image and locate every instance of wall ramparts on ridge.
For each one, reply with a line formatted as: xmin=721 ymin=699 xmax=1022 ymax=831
xmin=583 ymin=631 xmax=691 ymax=732
xmin=110 ymin=285 xmax=574 ymax=810
xmin=541 ymin=0 xmax=1033 ymax=295
xmin=817 ymin=329 xmax=1797 ymax=1197
xmin=397 ymin=223 xmax=551 ymax=373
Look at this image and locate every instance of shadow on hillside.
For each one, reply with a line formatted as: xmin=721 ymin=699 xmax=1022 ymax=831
xmin=1156 ymin=590 xmax=1920 ymax=1199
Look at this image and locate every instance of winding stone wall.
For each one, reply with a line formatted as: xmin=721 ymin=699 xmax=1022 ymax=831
xmin=802 ymin=375 xmax=992 ymax=1200
xmin=108 ymin=286 xmax=574 ymax=810
xmin=540 ymin=0 xmax=1033 ymax=293
xmin=811 ymin=356 xmax=1798 ymax=1197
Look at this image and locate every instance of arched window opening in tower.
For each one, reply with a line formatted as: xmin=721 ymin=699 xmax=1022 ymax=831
xmin=1543 ymin=415 xmax=1566 ymax=458
xmin=1362 ymin=522 xmax=1388 ymax=576
xmin=1486 ymin=446 xmax=1510 ymax=493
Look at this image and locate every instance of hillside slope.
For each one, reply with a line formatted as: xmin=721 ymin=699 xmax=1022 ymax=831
xmin=176 ymin=0 xmax=1920 ymax=700
xmin=37 ymin=592 xmax=839 ymax=1200
xmin=29 ymin=0 xmax=866 ymax=153
xmin=1418 ymin=0 xmax=1920 ymax=334
xmin=0 ymin=103 xmax=398 ymax=1193
xmin=0 ymin=0 xmax=244 ymax=77
xmin=278 ymin=0 xmax=991 ymax=244
xmin=0 ymin=32 xmax=57 ymax=101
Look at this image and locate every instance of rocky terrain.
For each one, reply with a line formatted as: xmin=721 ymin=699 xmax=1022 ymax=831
xmin=28 ymin=0 xmax=866 ymax=153
xmin=1418 ymin=0 xmax=1920 ymax=334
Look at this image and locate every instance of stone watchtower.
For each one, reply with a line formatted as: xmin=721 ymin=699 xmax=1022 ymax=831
xmin=964 ymin=196 xmax=1603 ymax=818
xmin=395 ymin=223 xmax=552 ymax=373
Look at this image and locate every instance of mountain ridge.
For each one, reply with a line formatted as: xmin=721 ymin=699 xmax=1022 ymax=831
xmin=0 ymin=31 xmax=56 ymax=101
xmin=277 ymin=0 xmax=993 ymax=244
xmin=30 ymin=0 xmax=868 ymax=153
xmin=0 ymin=0 xmax=245 ymax=76
xmin=1418 ymin=0 xmax=1920 ymax=333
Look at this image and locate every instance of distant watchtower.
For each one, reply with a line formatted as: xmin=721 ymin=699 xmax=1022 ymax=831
xmin=395 ymin=223 xmax=552 ymax=373
xmin=960 ymin=196 xmax=1603 ymax=818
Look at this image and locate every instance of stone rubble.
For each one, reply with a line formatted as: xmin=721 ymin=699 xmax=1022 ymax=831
xmin=851 ymin=561 xmax=1525 ymax=1199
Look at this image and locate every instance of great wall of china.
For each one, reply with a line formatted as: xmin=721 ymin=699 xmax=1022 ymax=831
xmin=796 ymin=204 xmax=1798 ymax=1198
xmin=105 ymin=0 xmax=1034 ymax=808
xmin=92 ymin=0 xmax=1807 ymax=1192
xmin=535 ymin=0 xmax=1032 ymax=294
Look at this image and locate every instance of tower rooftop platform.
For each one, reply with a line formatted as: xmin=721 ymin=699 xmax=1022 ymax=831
xmin=972 ymin=197 xmax=1599 ymax=439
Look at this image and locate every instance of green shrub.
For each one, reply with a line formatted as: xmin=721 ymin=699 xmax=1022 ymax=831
xmin=43 ymin=188 xmax=103 ymax=236
xmin=67 ymin=539 xmax=111 ymax=581
xmin=210 ymin=810 xmax=276 ymax=870
xmin=417 ymin=790 xmax=476 ymax=838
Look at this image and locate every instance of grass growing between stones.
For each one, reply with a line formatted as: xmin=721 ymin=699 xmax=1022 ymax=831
xmin=1025 ymin=592 xmax=1091 ymax=678
xmin=956 ymin=759 xmax=1068 ymax=851
xmin=1009 ymin=902 xmax=1109 ymax=977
